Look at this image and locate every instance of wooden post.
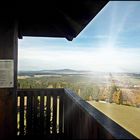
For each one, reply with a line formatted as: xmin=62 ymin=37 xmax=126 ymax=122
xmin=0 ymin=19 xmax=18 ymax=139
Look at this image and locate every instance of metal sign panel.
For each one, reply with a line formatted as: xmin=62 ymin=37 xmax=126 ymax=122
xmin=0 ymin=60 xmax=14 ymax=88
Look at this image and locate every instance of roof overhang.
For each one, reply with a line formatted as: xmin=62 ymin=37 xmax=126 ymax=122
xmin=0 ymin=0 xmax=109 ymax=41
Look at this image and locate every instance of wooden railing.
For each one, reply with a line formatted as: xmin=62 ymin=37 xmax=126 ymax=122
xmin=64 ymin=89 xmax=137 ymax=139
xmin=17 ymin=88 xmax=137 ymax=139
xmin=17 ymin=88 xmax=64 ymax=138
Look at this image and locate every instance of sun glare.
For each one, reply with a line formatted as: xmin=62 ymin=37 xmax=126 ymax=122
xmin=88 ymin=42 xmax=124 ymax=73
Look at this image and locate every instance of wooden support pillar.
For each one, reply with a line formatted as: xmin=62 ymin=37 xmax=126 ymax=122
xmin=0 ymin=19 xmax=18 ymax=139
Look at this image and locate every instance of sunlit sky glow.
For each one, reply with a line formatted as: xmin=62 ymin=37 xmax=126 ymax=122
xmin=18 ymin=1 xmax=140 ymax=73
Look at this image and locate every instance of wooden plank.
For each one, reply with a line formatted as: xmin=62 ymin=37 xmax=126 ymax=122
xmin=92 ymin=119 xmax=98 ymax=139
xmin=69 ymin=99 xmax=73 ymax=138
xmin=52 ymin=95 xmax=57 ymax=134
xmin=17 ymin=88 xmax=64 ymax=96
xmin=76 ymin=106 xmax=81 ymax=139
xmin=40 ymin=91 xmax=44 ymax=135
xmin=17 ymin=96 xmax=20 ymax=135
xmin=59 ymin=95 xmax=63 ymax=134
xmin=79 ymin=109 xmax=84 ymax=139
xmin=33 ymin=93 xmax=38 ymax=135
xmin=72 ymin=102 xmax=76 ymax=139
xmin=64 ymin=95 xmax=73 ymax=139
xmin=26 ymin=92 xmax=32 ymax=135
xmin=19 ymin=93 xmax=24 ymax=135
xmin=64 ymin=95 xmax=68 ymax=138
xmin=0 ymin=21 xmax=18 ymax=139
xmin=46 ymin=94 xmax=51 ymax=135
xmin=87 ymin=115 xmax=95 ymax=139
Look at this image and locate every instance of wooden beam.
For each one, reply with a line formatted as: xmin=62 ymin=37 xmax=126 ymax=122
xmin=0 ymin=19 xmax=18 ymax=139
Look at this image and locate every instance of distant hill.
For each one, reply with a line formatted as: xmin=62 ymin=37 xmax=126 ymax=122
xmin=18 ymin=69 xmax=140 ymax=77
xmin=18 ymin=69 xmax=91 ymax=76
xmin=39 ymin=69 xmax=89 ymax=73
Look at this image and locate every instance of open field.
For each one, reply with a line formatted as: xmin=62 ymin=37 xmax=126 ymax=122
xmin=87 ymin=101 xmax=140 ymax=138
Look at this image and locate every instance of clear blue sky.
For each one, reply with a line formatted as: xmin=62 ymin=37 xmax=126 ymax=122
xmin=18 ymin=1 xmax=140 ymax=73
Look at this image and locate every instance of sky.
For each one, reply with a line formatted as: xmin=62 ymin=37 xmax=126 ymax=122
xmin=18 ymin=1 xmax=140 ymax=73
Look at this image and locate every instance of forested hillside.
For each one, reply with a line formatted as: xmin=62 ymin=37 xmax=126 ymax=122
xmin=18 ymin=73 xmax=140 ymax=108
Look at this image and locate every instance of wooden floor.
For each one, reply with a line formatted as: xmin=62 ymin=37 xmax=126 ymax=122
xmin=87 ymin=101 xmax=140 ymax=139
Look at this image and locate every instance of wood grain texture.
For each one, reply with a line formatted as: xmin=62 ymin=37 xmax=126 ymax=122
xmin=0 ymin=20 xmax=18 ymax=139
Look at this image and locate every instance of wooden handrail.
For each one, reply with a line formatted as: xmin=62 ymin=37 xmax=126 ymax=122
xmin=17 ymin=88 xmax=64 ymax=96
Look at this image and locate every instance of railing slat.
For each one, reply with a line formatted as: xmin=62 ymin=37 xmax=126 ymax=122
xmin=46 ymin=94 xmax=51 ymax=135
xmin=19 ymin=93 xmax=24 ymax=135
xmin=59 ymin=95 xmax=63 ymax=134
xmin=26 ymin=93 xmax=33 ymax=135
xmin=33 ymin=93 xmax=38 ymax=134
xmin=40 ymin=91 xmax=44 ymax=135
xmin=52 ymin=95 xmax=57 ymax=134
